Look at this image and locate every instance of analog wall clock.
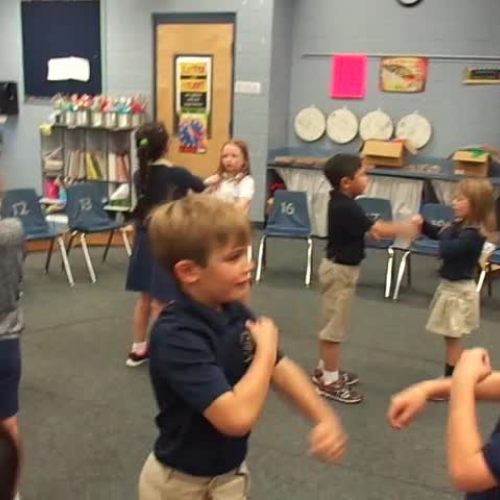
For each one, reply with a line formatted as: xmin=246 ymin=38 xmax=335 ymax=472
xmin=397 ymin=0 xmax=423 ymax=6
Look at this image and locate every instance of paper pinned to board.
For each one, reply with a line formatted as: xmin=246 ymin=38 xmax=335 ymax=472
xmin=47 ymin=57 xmax=90 ymax=82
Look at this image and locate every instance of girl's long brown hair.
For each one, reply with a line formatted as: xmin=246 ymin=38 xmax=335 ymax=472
xmin=456 ymin=178 xmax=497 ymax=239
xmin=133 ymin=122 xmax=169 ymax=221
xmin=208 ymin=140 xmax=251 ymax=191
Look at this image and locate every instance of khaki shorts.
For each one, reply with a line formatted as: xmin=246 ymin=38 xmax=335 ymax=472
xmin=426 ymin=279 xmax=479 ymax=338
xmin=139 ymin=453 xmax=250 ymax=500
xmin=318 ymin=259 xmax=360 ymax=343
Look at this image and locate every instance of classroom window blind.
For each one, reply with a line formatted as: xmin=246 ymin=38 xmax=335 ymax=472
xmin=21 ymin=0 xmax=102 ymax=99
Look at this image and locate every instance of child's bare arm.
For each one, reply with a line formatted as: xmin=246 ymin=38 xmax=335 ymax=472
xmin=369 ymin=220 xmax=419 ymax=240
xmin=448 ymin=349 xmax=498 ymax=492
xmin=389 ymin=349 xmax=500 ymax=492
xmin=272 ymin=358 xmax=346 ymax=463
xmin=204 ymin=174 xmax=219 ymax=187
xmin=272 ymin=358 xmax=338 ymax=424
xmin=388 ymin=372 xmax=500 ymax=430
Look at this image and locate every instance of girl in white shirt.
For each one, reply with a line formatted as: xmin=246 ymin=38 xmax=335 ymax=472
xmin=205 ymin=140 xmax=255 ymax=214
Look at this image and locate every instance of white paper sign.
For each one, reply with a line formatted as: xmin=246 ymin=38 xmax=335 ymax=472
xmin=47 ymin=57 xmax=90 ymax=82
xmin=235 ymin=81 xmax=261 ymax=94
xmin=48 ymin=58 xmax=70 ymax=81
xmin=69 ymin=57 xmax=90 ymax=82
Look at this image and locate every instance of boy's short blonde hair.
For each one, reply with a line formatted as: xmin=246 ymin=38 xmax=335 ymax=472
xmin=148 ymin=194 xmax=252 ymax=272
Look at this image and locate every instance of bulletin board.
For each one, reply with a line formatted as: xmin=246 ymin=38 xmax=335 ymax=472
xmin=21 ymin=0 xmax=102 ymax=99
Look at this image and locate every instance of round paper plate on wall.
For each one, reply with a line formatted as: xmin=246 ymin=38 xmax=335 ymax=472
xmin=326 ymin=108 xmax=359 ymax=144
xmin=294 ymin=106 xmax=326 ymax=142
xmin=359 ymin=110 xmax=394 ymax=141
xmin=396 ymin=113 xmax=432 ymax=149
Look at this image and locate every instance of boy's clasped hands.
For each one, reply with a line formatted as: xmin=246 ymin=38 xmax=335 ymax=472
xmin=401 ymin=213 xmax=424 ymax=240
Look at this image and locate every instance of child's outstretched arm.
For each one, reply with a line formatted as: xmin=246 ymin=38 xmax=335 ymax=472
xmin=447 ymin=348 xmax=498 ymax=492
xmin=388 ymin=349 xmax=500 ymax=493
xmin=368 ymin=219 xmax=419 ymax=241
xmin=272 ymin=358 xmax=347 ymax=463
xmin=388 ymin=368 xmax=500 ymax=430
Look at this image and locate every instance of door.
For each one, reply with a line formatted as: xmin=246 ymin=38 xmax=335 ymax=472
xmin=155 ymin=16 xmax=234 ymax=179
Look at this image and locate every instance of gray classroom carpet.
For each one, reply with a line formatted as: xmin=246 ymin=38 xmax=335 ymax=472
xmin=17 ymin=234 xmax=500 ymax=499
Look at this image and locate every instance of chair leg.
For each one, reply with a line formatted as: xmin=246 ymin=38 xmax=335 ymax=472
xmin=392 ymin=248 xmax=397 ymax=290
xmin=121 ymin=229 xmax=132 ymax=257
xmin=57 ymin=236 xmax=75 ymax=287
xmin=406 ymin=253 xmax=412 ymax=287
xmin=255 ymin=235 xmax=267 ymax=283
xmin=393 ymin=251 xmax=411 ymax=300
xmin=305 ymin=237 xmax=313 ymax=288
xmin=44 ymin=238 xmax=55 ymax=274
xmin=384 ymin=248 xmax=395 ymax=299
xmin=66 ymin=231 xmax=77 ymax=257
xmin=263 ymin=237 xmax=267 ymax=272
xmin=488 ymin=265 xmax=493 ymax=297
xmin=102 ymin=230 xmax=115 ymax=263
xmin=80 ymin=234 xmax=97 ymax=283
xmin=62 ymin=231 xmax=78 ymax=271
xmin=476 ymin=266 xmax=488 ymax=293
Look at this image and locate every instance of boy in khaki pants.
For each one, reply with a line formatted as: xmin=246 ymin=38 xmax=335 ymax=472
xmin=139 ymin=194 xmax=347 ymax=500
xmin=313 ymin=154 xmax=418 ymax=404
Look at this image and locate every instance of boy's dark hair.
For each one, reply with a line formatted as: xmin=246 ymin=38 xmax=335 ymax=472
xmin=323 ymin=154 xmax=362 ymax=189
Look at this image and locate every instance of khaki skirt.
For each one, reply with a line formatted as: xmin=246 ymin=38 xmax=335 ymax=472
xmin=426 ymin=279 xmax=479 ymax=338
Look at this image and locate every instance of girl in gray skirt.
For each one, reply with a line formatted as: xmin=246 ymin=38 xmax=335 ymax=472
xmin=413 ymin=179 xmax=496 ymax=378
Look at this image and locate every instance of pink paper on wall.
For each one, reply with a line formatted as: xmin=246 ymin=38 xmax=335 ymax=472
xmin=330 ymin=54 xmax=367 ymax=99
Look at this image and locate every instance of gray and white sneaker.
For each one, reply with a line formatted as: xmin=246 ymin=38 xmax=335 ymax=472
xmin=312 ymin=368 xmax=359 ymax=387
xmin=313 ymin=377 xmax=364 ymax=404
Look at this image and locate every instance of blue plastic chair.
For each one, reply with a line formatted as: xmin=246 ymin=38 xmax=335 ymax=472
xmin=0 ymin=189 xmax=74 ymax=286
xmin=256 ymin=190 xmax=313 ymax=287
xmin=65 ymin=182 xmax=131 ymax=283
xmin=356 ymin=197 xmax=395 ymax=299
xmin=393 ymin=203 xmax=454 ymax=300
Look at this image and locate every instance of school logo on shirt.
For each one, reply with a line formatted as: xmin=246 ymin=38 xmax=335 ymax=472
xmin=240 ymin=329 xmax=255 ymax=364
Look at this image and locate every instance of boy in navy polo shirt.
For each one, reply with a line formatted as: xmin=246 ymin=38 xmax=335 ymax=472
xmin=139 ymin=194 xmax=347 ymax=500
xmin=389 ymin=348 xmax=500 ymax=499
xmin=314 ymin=154 xmax=418 ymax=404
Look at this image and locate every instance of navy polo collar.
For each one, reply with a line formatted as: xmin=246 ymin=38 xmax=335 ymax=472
xmin=174 ymin=291 xmax=241 ymax=329
xmin=330 ymin=190 xmax=353 ymax=200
